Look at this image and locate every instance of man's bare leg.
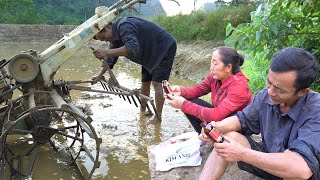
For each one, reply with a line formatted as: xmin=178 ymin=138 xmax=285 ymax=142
xmin=199 ymin=149 xmax=229 ymax=180
xmin=140 ymin=81 xmax=151 ymax=115
xmin=199 ymin=132 xmax=251 ymax=180
xmin=148 ymin=81 xmax=164 ymax=124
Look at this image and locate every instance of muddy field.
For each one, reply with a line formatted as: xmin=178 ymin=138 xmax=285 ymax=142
xmin=0 ymin=24 xmax=260 ymax=179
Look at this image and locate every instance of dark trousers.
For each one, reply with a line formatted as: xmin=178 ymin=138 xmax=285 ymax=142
xmin=184 ymin=98 xmax=213 ymax=134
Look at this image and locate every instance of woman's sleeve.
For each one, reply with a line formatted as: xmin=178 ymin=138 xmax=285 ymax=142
xmin=180 ymin=75 xmax=212 ymax=99
xmin=181 ymin=81 xmax=252 ymax=122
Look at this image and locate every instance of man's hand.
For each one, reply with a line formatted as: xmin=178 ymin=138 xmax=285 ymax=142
xmin=214 ymin=136 xmax=246 ymax=162
xmin=91 ymin=75 xmax=102 ymax=84
xmin=166 ymin=94 xmax=186 ymax=109
xmin=93 ymin=49 xmax=109 ymax=59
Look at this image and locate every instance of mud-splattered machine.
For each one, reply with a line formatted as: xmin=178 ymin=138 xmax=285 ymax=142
xmin=0 ymin=0 xmax=153 ymax=179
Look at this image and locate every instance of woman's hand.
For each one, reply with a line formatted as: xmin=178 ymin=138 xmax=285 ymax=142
xmin=166 ymin=94 xmax=186 ymax=109
xmin=198 ymin=128 xmax=213 ymax=145
xmin=170 ymin=85 xmax=181 ymax=96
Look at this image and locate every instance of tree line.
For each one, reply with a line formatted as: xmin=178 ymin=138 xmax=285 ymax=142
xmin=0 ymin=0 xmax=117 ymax=25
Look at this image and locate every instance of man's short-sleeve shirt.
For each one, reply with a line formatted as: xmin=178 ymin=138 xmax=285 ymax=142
xmin=237 ymin=88 xmax=320 ymax=179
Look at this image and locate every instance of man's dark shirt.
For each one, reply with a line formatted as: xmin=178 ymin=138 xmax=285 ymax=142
xmin=237 ymin=88 xmax=320 ymax=179
xmin=103 ymin=17 xmax=175 ymax=73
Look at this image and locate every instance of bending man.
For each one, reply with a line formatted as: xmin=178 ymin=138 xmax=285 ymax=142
xmin=92 ymin=17 xmax=176 ymax=124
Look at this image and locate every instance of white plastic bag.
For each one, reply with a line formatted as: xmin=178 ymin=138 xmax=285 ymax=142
xmin=152 ymin=132 xmax=202 ymax=171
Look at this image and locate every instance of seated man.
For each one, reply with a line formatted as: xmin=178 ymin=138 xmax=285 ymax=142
xmin=198 ymin=47 xmax=320 ymax=179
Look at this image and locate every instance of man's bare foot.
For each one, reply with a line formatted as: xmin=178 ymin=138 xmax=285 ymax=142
xmin=140 ymin=110 xmax=153 ymax=116
xmin=147 ymin=115 xmax=161 ymax=125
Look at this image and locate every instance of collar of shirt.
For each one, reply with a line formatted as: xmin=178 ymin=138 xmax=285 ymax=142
xmin=265 ymin=92 xmax=308 ymax=122
xmin=215 ymin=71 xmax=248 ymax=91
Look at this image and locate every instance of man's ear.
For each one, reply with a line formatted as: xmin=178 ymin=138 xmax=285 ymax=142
xmin=106 ymin=24 xmax=112 ymax=29
xmin=298 ymin=88 xmax=310 ymax=97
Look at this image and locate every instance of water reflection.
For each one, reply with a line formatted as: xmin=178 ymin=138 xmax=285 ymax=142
xmin=0 ymin=42 xmax=198 ymax=179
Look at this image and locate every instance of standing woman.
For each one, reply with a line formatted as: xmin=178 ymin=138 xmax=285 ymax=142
xmin=166 ymin=46 xmax=252 ymax=134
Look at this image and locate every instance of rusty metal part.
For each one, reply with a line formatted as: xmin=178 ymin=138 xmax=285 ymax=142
xmin=99 ymin=76 xmax=156 ymax=115
xmin=66 ymin=80 xmax=95 ymax=85
xmin=0 ymin=90 xmax=101 ymax=179
xmin=68 ymin=84 xmax=132 ymax=96
xmin=0 ymin=143 xmax=4 ymax=179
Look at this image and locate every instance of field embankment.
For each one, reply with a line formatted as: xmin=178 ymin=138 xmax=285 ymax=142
xmin=1 ymin=24 xmax=215 ymax=83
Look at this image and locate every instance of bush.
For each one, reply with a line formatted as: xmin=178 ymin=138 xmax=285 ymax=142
xmin=241 ymin=52 xmax=270 ymax=95
xmin=151 ymin=4 xmax=255 ymax=42
xmin=225 ymin=0 xmax=320 ymax=92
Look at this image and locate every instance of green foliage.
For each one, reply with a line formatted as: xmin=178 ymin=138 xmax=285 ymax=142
xmin=0 ymin=0 xmax=118 ymax=25
xmin=151 ymin=4 xmax=255 ymax=42
xmin=229 ymin=0 xmax=252 ymax=5
xmin=34 ymin=0 xmax=118 ymax=25
xmin=218 ymin=0 xmax=253 ymax=6
xmin=226 ymin=0 xmax=320 ymax=92
xmin=0 ymin=0 xmax=45 ymax=24
xmin=241 ymin=53 xmax=270 ymax=94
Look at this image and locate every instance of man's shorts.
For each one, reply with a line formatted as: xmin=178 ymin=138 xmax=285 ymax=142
xmin=141 ymin=42 xmax=177 ymax=82
xmin=237 ymin=135 xmax=281 ymax=179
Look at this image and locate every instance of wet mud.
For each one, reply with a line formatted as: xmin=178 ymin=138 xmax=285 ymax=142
xmin=0 ymin=42 xmax=202 ymax=179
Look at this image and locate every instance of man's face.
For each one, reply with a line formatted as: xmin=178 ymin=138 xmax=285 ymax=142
xmin=266 ymin=69 xmax=300 ymax=105
xmin=94 ymin=25 xmax=113 ymax=42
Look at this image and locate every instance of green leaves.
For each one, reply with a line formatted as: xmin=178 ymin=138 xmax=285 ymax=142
xmin=0 ymin=0 xmax=119 ymax=25
xmin=226 ymin=23 xmax=234 ymax=37
xmin=0 ymin=0 xmax=45 ymax=24
xmin=225 ymin=0 xmax=320 ymax=92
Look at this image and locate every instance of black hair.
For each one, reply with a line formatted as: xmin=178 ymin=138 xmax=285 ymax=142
xmin=270 ymin=47 xmax=319 ymax=91
xmin=216 ymin=46 xmax=244 ymax=74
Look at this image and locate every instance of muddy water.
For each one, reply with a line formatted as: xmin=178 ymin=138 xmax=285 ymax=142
xmin=0 ymin=42 xmax=209 ymax=179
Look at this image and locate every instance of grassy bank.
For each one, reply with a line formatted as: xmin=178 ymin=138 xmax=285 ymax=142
xmin=151 ymin=4 xmax=255 ymax=42
xmin=150 ymin=4 xmax=269 ymax=94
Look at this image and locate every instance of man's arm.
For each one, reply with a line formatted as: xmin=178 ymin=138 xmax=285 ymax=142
xmin=93 ymin=46 xmax=129 ymax=59
xmin=104 ymin=46 xmax=129 ymax=57
xmin=213 ymin=117 xmax=313 ymax=179
xmin=215 ymin=115 xmax=242 ymax=133
xmin=198 ymin=115 xmax=242 ymax=144
xmin=240 ymin=148 xmax=312 ymax=179
xmin=92 ymin=66 xmax=108 ymax=83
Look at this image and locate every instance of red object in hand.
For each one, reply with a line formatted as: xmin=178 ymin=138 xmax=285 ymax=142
xmin=201 ymin=122 xmax=224 ymax=143
xmin=162 ymin=80 xmax=174 ymax=95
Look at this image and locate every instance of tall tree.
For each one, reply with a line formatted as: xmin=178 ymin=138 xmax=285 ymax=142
xmin=0 ymin=0 xmax=45 ymax=24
